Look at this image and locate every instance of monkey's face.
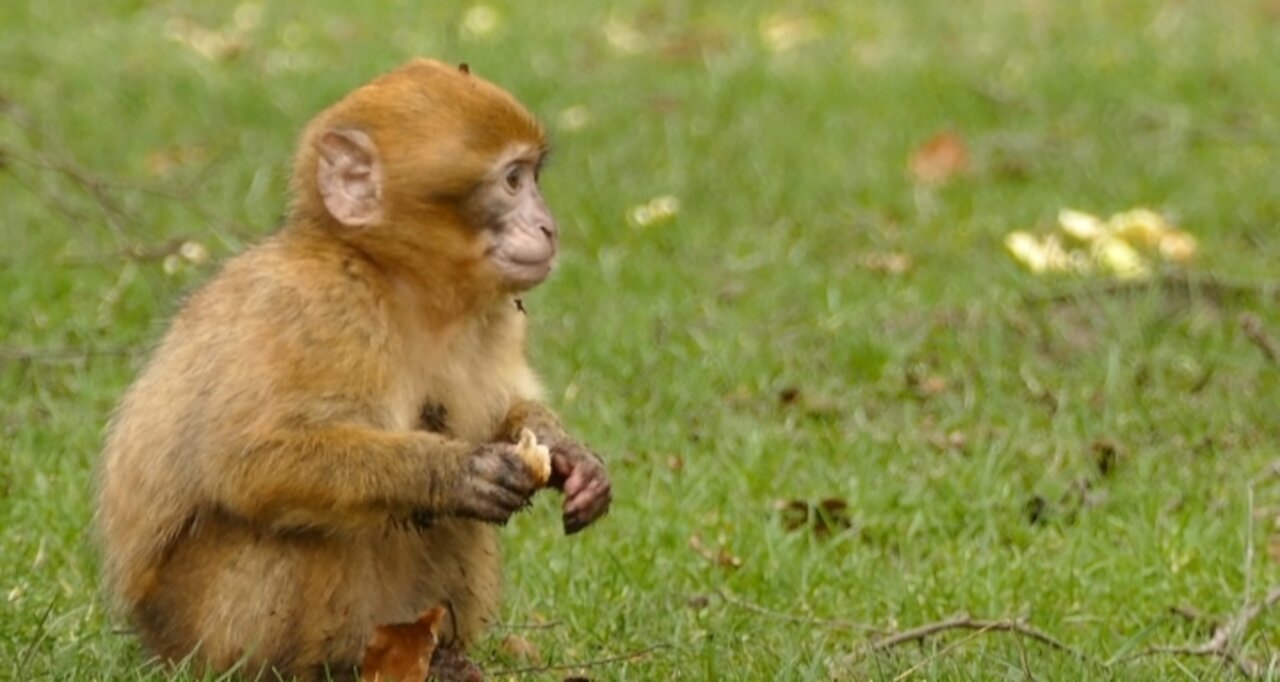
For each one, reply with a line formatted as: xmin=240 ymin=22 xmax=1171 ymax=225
xmin=470 ymin=144 xmax=557 ymax=291
xmin=308 ymin=59 xmax=557 ymax=295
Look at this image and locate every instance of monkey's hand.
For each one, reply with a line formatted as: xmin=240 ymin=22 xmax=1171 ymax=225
xmin=447 ymin=443 xmax=542 ymax=525
xmin=547 ymin=440 xmax=612 ymax=535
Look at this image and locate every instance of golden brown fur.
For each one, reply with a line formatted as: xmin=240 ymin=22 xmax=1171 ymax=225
xmin=95 ymin=59 xmax=609 ymax=680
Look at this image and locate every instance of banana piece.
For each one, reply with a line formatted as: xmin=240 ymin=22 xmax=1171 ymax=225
xmin=516 ymin=428 xmax=551 ymax=487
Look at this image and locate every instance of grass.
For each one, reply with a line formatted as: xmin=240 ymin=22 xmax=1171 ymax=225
xmin=2 ymin=0 xmax=1279 ymax=679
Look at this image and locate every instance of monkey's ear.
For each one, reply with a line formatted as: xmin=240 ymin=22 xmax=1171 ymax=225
xmin=316 ymin=128 xmax=384 ymax=227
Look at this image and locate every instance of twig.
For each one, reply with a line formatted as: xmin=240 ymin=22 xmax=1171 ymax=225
xmin=0 ymin=345 xmax=138 ymax=364
xmin=486 ymin=643 xmax=668 ymax=676
xmin=716 ymin=589 xmax=884 ymax=634
xmin=891 ymin=622 xmax=1001 ymax=681
xmin=492 ymin=620 xmax=564 ymax=631
xmin=0 ymin=144 xmax=192 ymax=201
xmin=1168 ymin=604 xmax=1218 ymax=630
xmin=1022 ymin=274 xmax=1280 ymax=308
xmin=1240 ymin=313 xmax=1278 ymax=364
xmin=862 ymin=613 xmax=1089 ymax=662
xmin=1126 ymin=586 xmax=1280 ymax=678
xmin=16 ymin=595 xmax=59 ymax=677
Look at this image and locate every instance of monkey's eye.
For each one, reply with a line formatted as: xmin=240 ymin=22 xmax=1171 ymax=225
xmin=504 ymin=166 xmax=522 ymax=192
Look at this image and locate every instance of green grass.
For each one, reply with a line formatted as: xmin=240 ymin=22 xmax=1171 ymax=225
xmin=3 ymin=1 xmax=1280 ymax=679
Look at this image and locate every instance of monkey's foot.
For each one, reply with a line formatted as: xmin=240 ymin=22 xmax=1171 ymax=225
xmin=428 ymin=646 xmax=484 ymax=682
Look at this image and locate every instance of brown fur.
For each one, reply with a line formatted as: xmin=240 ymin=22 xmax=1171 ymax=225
xmin=95 ymin=59 xmax=579 ymax=680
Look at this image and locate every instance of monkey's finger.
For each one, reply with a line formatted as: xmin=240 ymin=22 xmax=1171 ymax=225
xmin=561 ymin=464 xmax=596 ymax=499
xmin=563 ymin=472 xmax=609 ymax=514
xmin=563 ymin=499 xmax=609 ymax=535
xmin=464 ymin=484 xmax=530 ymax=523
xmin=563 ymin=479 xmax=611 ymax=531
xmin=547 ymin=450 xmax=575 ymax=490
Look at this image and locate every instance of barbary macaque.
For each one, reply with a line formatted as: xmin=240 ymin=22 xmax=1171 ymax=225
xmin=95 ymin=58 xmax=611 ymax=680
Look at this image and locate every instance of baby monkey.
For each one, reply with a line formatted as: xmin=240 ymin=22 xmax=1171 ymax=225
xmin=95 ymin=59 xmax=612 ymax=681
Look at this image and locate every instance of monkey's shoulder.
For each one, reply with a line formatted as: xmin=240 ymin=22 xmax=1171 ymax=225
xmin=183 ymin=238 xmax=389 ymax=334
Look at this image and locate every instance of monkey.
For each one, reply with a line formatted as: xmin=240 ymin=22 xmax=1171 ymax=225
xmin=94 ymin=58 xmax=612 ymax=681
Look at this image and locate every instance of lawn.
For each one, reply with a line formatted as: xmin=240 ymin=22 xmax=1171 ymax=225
xmin=2 ymin=1 xmax=1279 ymax=679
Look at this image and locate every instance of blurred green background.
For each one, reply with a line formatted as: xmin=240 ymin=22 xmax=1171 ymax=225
xmin=2 ymin=1 xmax=1279 ymax=679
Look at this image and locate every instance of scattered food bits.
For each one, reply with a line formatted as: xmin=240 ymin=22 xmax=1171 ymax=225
xmin=1004 ymin=207 xmax=1195 ymax=279
xmin=627 ymin=195 xmax=681 ymax=228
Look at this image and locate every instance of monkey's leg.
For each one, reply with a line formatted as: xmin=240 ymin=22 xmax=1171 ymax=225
xmin=136 ymin=512 xmax=379 ymax=682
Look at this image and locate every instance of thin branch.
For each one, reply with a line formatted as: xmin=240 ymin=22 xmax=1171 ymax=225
xmin=891 ymin=622 xmax=1002 ymax=681
xmin=1022 ymin=274 xmax=1280 ymax=308
xmin=1 ymin=144 xmax=191 ymax=201
xmin=491 ymin=620 xmax=565 ymax=631
xmin=1125 ymin=586 xmax=1280 ymax=678
xmin=0 ymin=345 xmax=139 ymax=364
xmin=716 ymin=589 xmax=885 ymax=634
xmin=1168 ymin=604 xmax=1218 ymax=631
xmin=862 ymin=613 xmax=1090 ymax=662
xmin=1240 ymin=313 xmax=1278 ymax=365
xmin=486 ymin=643 xmax=669 ymax=677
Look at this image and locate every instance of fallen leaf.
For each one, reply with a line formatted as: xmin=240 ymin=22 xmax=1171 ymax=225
xmin=499 ymin=634 xmax=541 ymax=665
xmin=776 ymin=386 xmax=842 ymax=418
xmin=926 ymin=430 xmax=967 ymax=453
xmin=775 ymin=498 xmax=853 ymax=538
xmin=859 ymin=251 xmax=913 ymax=276
xmin=759 ymin=12 xmax=819 ymax=53
xmin=775 ymin=499 xmax=810 ymax=531
xmin=909 ymin=131 xmax=970 ymax=186
xmin=1024 ymin=495 xmax=1049 ymax=526
xmin=688 ymin=533 xmax=742 ymax=570
xmin=626 ymin=195 xmax=680 ymax=228
xmin=687 ymin=594 xmax=711 ymax=610
xmin=557 ymin=105 xmax=592 ymax=132
xmin=145 ymin=144 xmax=209 ymax=177
xmin=1092 ymin=439 xmax=1122 ymax=477
xmin=602 ymin=15 xmax=648 ymax=54
xmin=362 ymin=606 xmax=446 ymax=682
xmin=459 ymin=5 xmax=502 ymax=41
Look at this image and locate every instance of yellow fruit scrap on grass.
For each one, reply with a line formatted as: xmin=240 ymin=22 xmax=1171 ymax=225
xmin=1004 ymin=207 xmax=1197 ymax=279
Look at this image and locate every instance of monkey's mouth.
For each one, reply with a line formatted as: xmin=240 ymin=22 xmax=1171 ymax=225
xmin=496 ymin=255 xmax=555 ymax=288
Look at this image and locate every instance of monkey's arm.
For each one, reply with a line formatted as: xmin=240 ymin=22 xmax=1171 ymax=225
xmin=204 ymin=424 xmax=540 ymax=531
xmin=499 ymin=400 xmax=612 ymax=534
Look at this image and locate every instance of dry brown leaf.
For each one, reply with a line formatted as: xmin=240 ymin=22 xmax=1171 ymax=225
xmin=909 ymin=131 xmax=970 ymax=185
xmin=775 ymin=497 xmax=853 ymax=538
xmin=859 ymin=251 xmax=913 ymax=276
xmin=776 ymin=386 xmax=842 ymax=418
xmin=361 ymin=605 xmax=446 ymax=682
xmin=688 ymin=533 xmax=743 ymax=570
xmin=926 ymin=430 xmax=967 ymax=453
xmin=1092 ymin=439 xmax=1122 ymax=477
xmin=145 ymin=145 xmax=208 ymax=177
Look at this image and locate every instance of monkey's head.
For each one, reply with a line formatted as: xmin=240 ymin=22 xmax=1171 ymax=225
xmin=292 ymin=59 xmax=557 ymax=294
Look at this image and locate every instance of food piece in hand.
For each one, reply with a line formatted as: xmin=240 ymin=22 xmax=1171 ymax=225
xmin=516 ymin=428 xmax=552 ymax=487
xmin=361 ymin=606 xmax=446 ymax=682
